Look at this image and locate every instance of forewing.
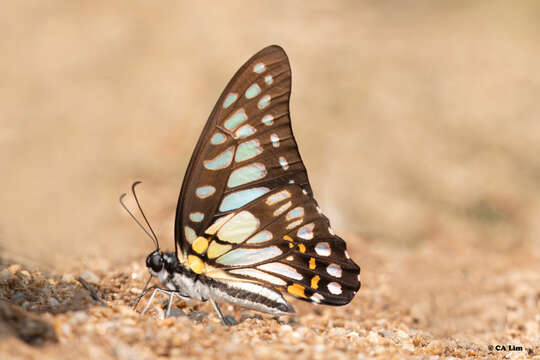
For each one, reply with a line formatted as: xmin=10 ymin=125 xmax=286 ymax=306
xmin=175 ymin=46 xmax=312 ymax=258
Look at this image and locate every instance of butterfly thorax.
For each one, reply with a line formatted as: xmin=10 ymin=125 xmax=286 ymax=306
xmin=145 ymin=251 xmax=204 ymax=300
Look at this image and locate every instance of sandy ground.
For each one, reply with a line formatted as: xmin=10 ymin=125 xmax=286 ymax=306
xmin=2 ymin=1 xmax=540 ymax=359
xmin=0 ymin=237 xmax=538 ymax=359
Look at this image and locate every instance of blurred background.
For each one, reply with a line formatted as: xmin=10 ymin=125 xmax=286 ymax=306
xmin=2 ymin=1 xmax=540 ymax=269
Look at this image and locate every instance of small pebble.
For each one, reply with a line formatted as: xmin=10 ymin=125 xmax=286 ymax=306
xmin=48 ymin=297 xmax=59 ymax=307
xmin=188 ymin=311 xmax=208 ymax=323
xmin=367 ymin=331 xmax=380 ymax=344
xmin=223 ymin=315 xmax=238 ymax=326
xmin=11 ymin=292 xmax=26 ymax=304
xmin=169 ymin=308 xmax=186 ymax=317
xmin=80 ymin=270 xmax=100 ymax=284
xmin=62 ymin=273 xmax=74 ymax=282
xmin=0 ymin=269 xmax=12 ymax=283
xmin=239 ymin=312 xmax=263 ymax=322
xmin=8 ymin=264 xmax=21 ymax=275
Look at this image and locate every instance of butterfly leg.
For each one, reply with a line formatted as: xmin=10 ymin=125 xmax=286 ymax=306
xmin=165 ymin=291 xmax=175 ymax=318
xmin=209 ymin=298 xmax=237 ymax=326
xmin=140 ymin=287 xmax=159 ymax=315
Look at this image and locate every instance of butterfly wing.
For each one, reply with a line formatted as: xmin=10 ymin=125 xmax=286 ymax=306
xmin=203 ymin=185 xmax=361 ymax=306
xmin=175 ymin=45 xmax=360 ymax=306
xmin=175 ymin=45 xmax=311 ymax=258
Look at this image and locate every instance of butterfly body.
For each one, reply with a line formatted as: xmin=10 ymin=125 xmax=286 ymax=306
xmin=146 ymin=250 xmax=294 ymax=315
xmin=137 ymin=45 xmax=361 ymax=322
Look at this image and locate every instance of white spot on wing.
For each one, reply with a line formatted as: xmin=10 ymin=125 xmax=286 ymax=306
xmin=258 ymin=95 xmax=271 ymax=109
xmin=286 ymin=207 xmax=304 ymax=221
xmin=253 ymin=63 xmax=265 ymax=73
xmin=189 ymin=212 xmax=204 ymax=222
xmin=271 ymin=133 xmax=280 ymax=148
xmin=327 ymin=282 xmax=342 ymax=295
xmin=286 ymin=219 xmax=303 ymax=230
xmin=196 ymin=185 xmax=216 ymax=199
xmin=279 ymin=156 xmax=289 ymax=170
xmin=266 ymin=190 xmax=291 ymax=205
xmin=261 ymin=114 xmax=274 ymax=126
xmin=273 ymin=201 xmax=292 ymax=216
xmin=326 ymin=264 xmax=343 ymax=278
xmin=257 ymin=262 xmax=303 ymax=280
xmin=315 ymin=242 xmax=331 ymax=257
xmin=297 ymin=223 xmax=315 ymax=240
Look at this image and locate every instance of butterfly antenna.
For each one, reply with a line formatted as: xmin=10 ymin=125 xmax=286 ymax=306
xmin=131 ymin=181 xmax=160 ymax=250
xmin=119 ymin=192 xmax=159 ymax=250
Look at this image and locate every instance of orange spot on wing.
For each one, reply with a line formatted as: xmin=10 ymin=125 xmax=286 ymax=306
xmin=311 ymin=275 xmax=320 ymax=289
xmin=287 ymin=283 xmax=306 ymax=298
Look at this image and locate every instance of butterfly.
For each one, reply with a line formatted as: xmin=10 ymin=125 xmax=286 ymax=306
xmin=121 ymin=45 xmax=361 ymax=325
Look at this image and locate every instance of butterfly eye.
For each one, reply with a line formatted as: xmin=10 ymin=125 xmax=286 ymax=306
xmin=146 ymin=253 xmax=163 ymax=272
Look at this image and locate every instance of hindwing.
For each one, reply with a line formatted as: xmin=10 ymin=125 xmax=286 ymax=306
xmin=202 ymin=185 xmax=361 ymax=305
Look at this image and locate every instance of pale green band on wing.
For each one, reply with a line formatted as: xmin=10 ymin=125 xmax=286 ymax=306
xmin=245 ymin=83 xmax=261 ymax=99
xmin=184 ymin=226 xmax=196 ymax=244
xmin=235 ymin=139 xmax=263 ymax=162
xmin=258 ymin=95 xmax=271 ymax=109
xmin=246 ymin=230 xmax=273 ymax=244
xmin=223 ymin=93 xmax=238 ymax=108
xmin=211 ymin=132 xmax=227 ymax=145
xmin=253 ymin=63 xmax=266 ymax=73
xmin=227 ymin=163 xmax=267 ymax=188
xmin=261 ymin=114 xmax=274 ymax=126
xmin=196 ymin=185 xmax=216 ymax=199
xmin=224 ymin=109 xmax=248 ymax=130
xmin=203 ymin=146 xmax=234 ymax=170
xmin=189 ymin=212 xmax=205 ymax=222
xmin=217 ymin=210 xmax=260 ymax=244
xmin=219 ymin=187 xmax=269 ymax=212
xmin=216 ymin=246 xmax=282 ymax=266
xmin=264 ymin=75 xmax=273 ymax=85
xmin=235 ymin=124 xmax=256 ymax=139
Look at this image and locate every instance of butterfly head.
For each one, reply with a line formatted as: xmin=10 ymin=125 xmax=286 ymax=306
xmin=146 ymin=250 xmax=163 ymax=273
xmin=145 ymin=250 xmax=179 ymax=277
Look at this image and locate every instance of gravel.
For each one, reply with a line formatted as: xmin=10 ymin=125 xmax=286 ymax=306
xmin=0 ymin=240 xmax=538 ymax=359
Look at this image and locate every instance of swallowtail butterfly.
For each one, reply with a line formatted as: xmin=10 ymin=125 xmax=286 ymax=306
xmin=123 ymin=45 xmax=361 ymax=325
